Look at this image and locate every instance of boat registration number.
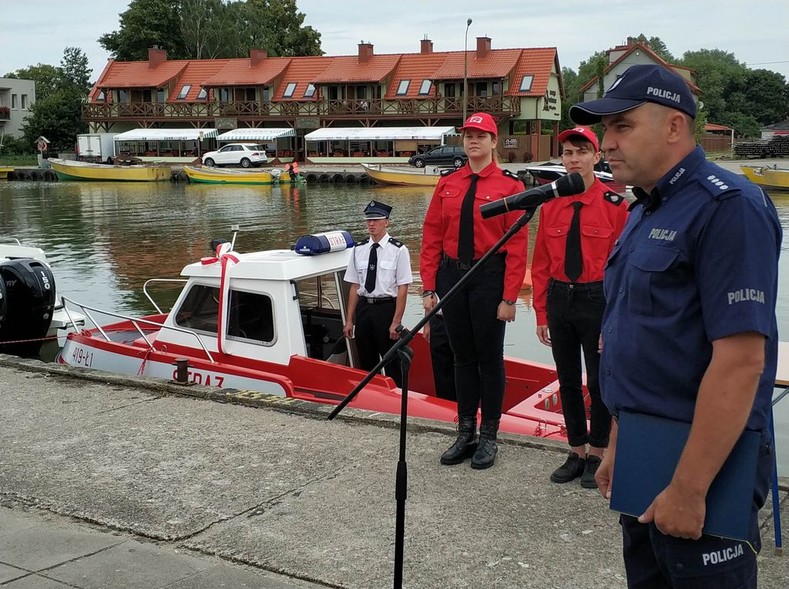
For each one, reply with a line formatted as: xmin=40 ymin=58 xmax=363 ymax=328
xmin=70 ymin=346 xmax=94 ymax=368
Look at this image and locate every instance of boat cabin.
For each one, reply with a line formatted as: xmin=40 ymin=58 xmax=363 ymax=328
xmin=157 ymin=240 xmax=358 ymax=368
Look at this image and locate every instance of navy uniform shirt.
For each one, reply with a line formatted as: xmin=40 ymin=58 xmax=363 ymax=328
xmin=600 ymin=146 xmax=782 ymax=432
xmin=344 ymin=232 xmax=413 ymax=297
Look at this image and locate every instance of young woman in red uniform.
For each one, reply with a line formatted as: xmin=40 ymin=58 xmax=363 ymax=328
xmin=420 ymin=112 xmax=529 ymax=469
xmin=530 ymin=127 xmax=628 ymax=487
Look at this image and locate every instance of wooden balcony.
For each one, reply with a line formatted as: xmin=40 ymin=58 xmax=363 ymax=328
xmin=83 ymin=96 xmax=522 ymax=126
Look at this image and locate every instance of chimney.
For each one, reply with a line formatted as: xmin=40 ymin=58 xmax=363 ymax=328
xmin=420 ymin=38 xmax=433 ymax=54
xmin=358 ymin=41 xmax=374 ymax=63
xmin=148 ymin=47 xmax=167 ymax=68
xmin=476 ymin=36 xmax=491 ymax=59
xmin=250 ymin=49 xmax=268 ymax=67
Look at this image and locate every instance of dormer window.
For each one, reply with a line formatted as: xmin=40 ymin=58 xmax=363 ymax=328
xmin=304 ymin=83 xmax=316 ymax=98
xmin=197 ymin=88 xmax=207 ymax=100
xmin=418 ymin=80 xmax=432 ymax=95
xmin=519 ymin=75 xmax=534 ymax=92
xmin=396 ymin=80 xmax=410 ymax=95
xmin=284 ymin=82 xmax=297 ymax=98
xmin=177 ymin=85 xmax=191 ymax=100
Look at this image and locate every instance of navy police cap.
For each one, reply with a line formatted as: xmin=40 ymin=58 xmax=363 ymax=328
xmin=363 ymin=200 xmax=392 ymax=219
xmin=570 ymin=64 xmax=697 ymax=126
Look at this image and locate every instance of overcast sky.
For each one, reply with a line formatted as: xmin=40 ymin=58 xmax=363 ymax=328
xmin=1 ymin=0 xmax=787 ymax=81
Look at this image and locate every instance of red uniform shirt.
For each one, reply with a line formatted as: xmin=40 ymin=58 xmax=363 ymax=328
xmin=531 ymin=178 xmax=629 ymax=324
xmin=420 ymin=161 xmax=529 ymax=301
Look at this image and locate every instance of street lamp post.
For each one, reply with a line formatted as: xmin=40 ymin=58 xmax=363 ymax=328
xmin=463 ymin=18 xmax=472 ymax=124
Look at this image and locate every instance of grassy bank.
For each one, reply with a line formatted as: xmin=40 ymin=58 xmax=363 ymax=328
xmin=0 ymin=155 xmax=38 ymax=166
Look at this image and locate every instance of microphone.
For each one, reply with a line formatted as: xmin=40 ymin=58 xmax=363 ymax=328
xmin=480 ymin=173 xmax=586 ymax=218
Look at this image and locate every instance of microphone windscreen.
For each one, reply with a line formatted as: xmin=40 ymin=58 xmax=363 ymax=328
xmin=555 ymin=172 xmax=586 ymax=196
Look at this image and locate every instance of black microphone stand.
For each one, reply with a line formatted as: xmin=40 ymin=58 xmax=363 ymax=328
xmin=328 ymin=205 xmax=540 ymax=589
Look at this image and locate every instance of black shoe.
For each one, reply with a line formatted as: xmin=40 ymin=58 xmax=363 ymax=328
xmin=550 ymin=452 xmax=585 ymax=483
xmin=440 ymin=417 xmax=477 ymax=465
xmin=470 ymin=436 xmax=497 ymax=469
xmin=581 ymin=455 xmax=602 ymax=489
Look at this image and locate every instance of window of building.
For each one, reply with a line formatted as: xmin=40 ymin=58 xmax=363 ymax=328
xmin=97 ymin=90 xmax=106 ymax=101
xmin=304 ymin=83 xmax=316 ymax=98
xmin=475 ymin=82 xmax=487 ymax=97
xmin=177 ymin=85 xmax=191 ymax=100
xmin=519 ymin=75 xmax=534 ymax=92
xmin=355 ymin=85 xmax=367 ymax=99
xmin=11 ymin=94 xmax=17 ymax=109
xmin=418 ymin=80 xmax=432 ymax=95
xmin=21 ymin=94 xmax=28 ymax=109
xmin=492 ymin=81 xmax=502 ymax=96
xmin=219 ymin=88 xmax=230 ymax=102
xmin=157 ymin=89 xmax=166 ymax=102
xmin=283 ymin=82 xmax=297 ymax=98
xmin=396 ymin=80 xmax=410 ymax=95
xmin=197 ymin=88 xmax=207 ymax=100
xmin=118 ymin=89 xmax=128 ymax=103
xmin=444 ymin=83 xmax=456 ymax=97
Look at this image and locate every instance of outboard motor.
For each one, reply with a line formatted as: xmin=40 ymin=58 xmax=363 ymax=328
xmin=0 ymin=258 xmax=56 ymax=358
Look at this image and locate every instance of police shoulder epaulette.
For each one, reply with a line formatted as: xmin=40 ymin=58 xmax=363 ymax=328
xmin=698 ymin=171 xmax=740 ymax=201
xmin=440 ymin=168 xmax=458 ymax=177
xmin=357 ymin=237 xmax=370 ymax=246
xmin=603 ymin=191 xmax=626 ymax=206
xmin=388 ymin=237 xmax=404 ymax=248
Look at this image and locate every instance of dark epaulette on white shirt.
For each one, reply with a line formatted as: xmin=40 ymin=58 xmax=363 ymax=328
xmin=603 ymin=191 xmax=626 ymax=206
xmin=357 ymin=237 xmax=370 ymax=247
xmin=388 ymin=237 xmax=404 ymax=248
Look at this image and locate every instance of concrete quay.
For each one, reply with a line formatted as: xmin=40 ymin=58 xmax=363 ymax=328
xmin=0 ymin=356 xmax=787 ymax=589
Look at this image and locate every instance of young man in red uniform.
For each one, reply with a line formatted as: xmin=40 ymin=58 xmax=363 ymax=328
xmin=421 ymin=112 xmax=529 ymax=469
xmin=531 ymin=127 xmax=628 ymax=487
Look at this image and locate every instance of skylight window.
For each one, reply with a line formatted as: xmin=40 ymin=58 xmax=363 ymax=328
xmin=396 ymin=80 xmax=410 ymax=95
xmin=284 ymin=82 xmax=297 ymax=98
xmin=519 ymin=75 xmax=534 ymax=92
xmin=197 ymin=88 xmax=207 ymax=99
xmin=418 ymin=80 xmax=432 ymax=95
xmin=177 ymin=85 xmax=191 ymax=100
xmin=304 ymin=83 xmax=316 ymax=98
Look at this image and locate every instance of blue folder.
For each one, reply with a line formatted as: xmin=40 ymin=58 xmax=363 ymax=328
xmin=610 ymin=410 xmax=760 ymax=541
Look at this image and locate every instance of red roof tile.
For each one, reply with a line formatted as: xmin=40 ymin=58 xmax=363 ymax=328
xmin=96 ymin=60 xmax=187 ymax=89
xmin=201 ymin=58 xmax=291 ymax=86
xmin=272 ymin=56 xmax=330 ymax=100
xmin=310 ymin=55 xmax=400 ymax=83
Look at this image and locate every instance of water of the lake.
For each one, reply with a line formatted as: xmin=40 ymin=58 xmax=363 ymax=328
xmin=2 ymin=177 xmax=789 ymax=472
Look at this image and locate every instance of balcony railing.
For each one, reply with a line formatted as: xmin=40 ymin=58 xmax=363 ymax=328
xmin=82 ymin=96 xmax=521 ymax=124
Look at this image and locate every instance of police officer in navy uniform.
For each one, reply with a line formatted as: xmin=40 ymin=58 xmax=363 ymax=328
xmin=343 ymin=200 xmax=412 ymax=387
xmin=570 ymin=64 xmax=781 ymax=588
xmin=421 ymin=112 xmax=529 ymax=469
xmin=531 ymin=126 xmax=628 ymax=488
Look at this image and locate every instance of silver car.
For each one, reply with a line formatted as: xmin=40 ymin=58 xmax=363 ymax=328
xmin=202 ymin=143 xmax=268 ymax=168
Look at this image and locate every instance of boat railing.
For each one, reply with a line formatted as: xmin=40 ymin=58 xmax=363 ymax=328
xmin=143 ymin=278 xmax=188 ymax=313
xmin=61 ymin=296 xmax=215 ymax=363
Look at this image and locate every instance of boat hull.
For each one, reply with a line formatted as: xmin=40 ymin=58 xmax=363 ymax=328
xmin=183 ymin=165 xmax=304 ymax=185
xmin=361 ymin=163 xmax=441 ymax=186
xmin=59 ymin=318 xmax=570 ymax=441
xmin=741 ymin=165 xmax=789 ymax=190
xmin=49 ymin=158 xmax=171 ymax=182
xmin=0 ymin=166 xmax=12 ymax=180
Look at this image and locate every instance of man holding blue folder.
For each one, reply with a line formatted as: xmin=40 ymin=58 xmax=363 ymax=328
xmin=570 ymin=64 xmax=782 ymax=588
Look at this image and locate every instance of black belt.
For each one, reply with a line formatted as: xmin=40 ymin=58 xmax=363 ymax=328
xmin=550 ymin=279 xmax=603 ymax=290
xmin=359 ymin=296 xmax=396 ymax=304
xmin=443 ymin=253 xmax=504 ymax=271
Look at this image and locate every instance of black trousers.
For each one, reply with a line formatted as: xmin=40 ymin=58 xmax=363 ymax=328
xmin=546 ymin=279 xmax=610 ymax=448
xmin=436 ymin=255 xmax=505 ymax=422
xmin=355 ymin=299 xmax=402 ymax=387
xmin=429 ymin=314 xmax=456 ymax=401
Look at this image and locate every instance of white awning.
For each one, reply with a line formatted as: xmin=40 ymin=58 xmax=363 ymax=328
xmin=217 ymin=128 xmax=296 ymax=141
xmin=305 ymin=126 xmax=457 ymax=142
xmin=114 ymin=128 xmax=218 ymax=141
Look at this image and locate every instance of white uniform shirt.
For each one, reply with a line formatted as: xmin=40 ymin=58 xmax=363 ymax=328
xmin=344 ymin=232 xmax=413 ymax=297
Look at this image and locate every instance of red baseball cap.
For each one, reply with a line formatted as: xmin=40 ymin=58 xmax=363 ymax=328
xmin=458 ymin=112 xmax=498 ymax=136
xmin=558 ymin=126 xmax=600 ymax=151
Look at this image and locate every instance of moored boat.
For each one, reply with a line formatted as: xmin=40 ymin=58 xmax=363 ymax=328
xmin=0 ymin=166 xmax=13 ymax=180
xmin=49 ymin=158 xmax=171 ymax=182
xmin=361 ymin=163 xmax=442 ymax=187
xmin=524 ymin=162 xmax=628 ymax=194
xmin=58 ymin=229 xmax=572 ymax=441
xmin=741 ymin=165 xmax=789 ymax=190
xmin=183 ymin=165 xmax=302 ymax=185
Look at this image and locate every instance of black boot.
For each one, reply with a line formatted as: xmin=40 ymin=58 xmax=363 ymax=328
xmin=440 ymin=416 xmax=477 ymax=465
xmin=471 ymin=419 xmax=499 ymax=470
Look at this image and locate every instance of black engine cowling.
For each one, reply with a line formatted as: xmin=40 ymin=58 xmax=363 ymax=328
xmin=0 ymin=258 xmax=56 ymax=357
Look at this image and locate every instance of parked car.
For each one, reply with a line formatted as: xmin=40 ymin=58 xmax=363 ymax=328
xmin=408 ymin=146 xmax=467 ymax=168
xmin=202 ymin=144 xmax=268 ymax=168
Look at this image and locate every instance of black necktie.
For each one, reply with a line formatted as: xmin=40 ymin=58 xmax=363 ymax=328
xmin=458 ymin=173 xmax=479 ymax=265
xmin=364 ymin=243 xmax=379 ymax=293
xmin=565 ymin=201 xmax=583 ymax=282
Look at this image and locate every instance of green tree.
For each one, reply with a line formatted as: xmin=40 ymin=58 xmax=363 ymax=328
xmin=180 ymin=0 xmax=229 ymax=59
xmin=2 ymin=64 xmax=62 ymax=102
xmin=633 ymin=34 xmax=675 ymax=63
xmin=679 ymin=49 xmax=745 ymax=125
xmin=99 ymin=0 xmax=187 ymax=61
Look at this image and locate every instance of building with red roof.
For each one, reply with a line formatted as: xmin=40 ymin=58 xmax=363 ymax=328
xmin=84 ymin=37 xmax=564 ymax=162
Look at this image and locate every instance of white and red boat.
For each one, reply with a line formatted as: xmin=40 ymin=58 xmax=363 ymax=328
xmin=524 ymin=162 xmax=629 ymax=195
xmin=58 ymin=230 xmax=570 ymax=440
